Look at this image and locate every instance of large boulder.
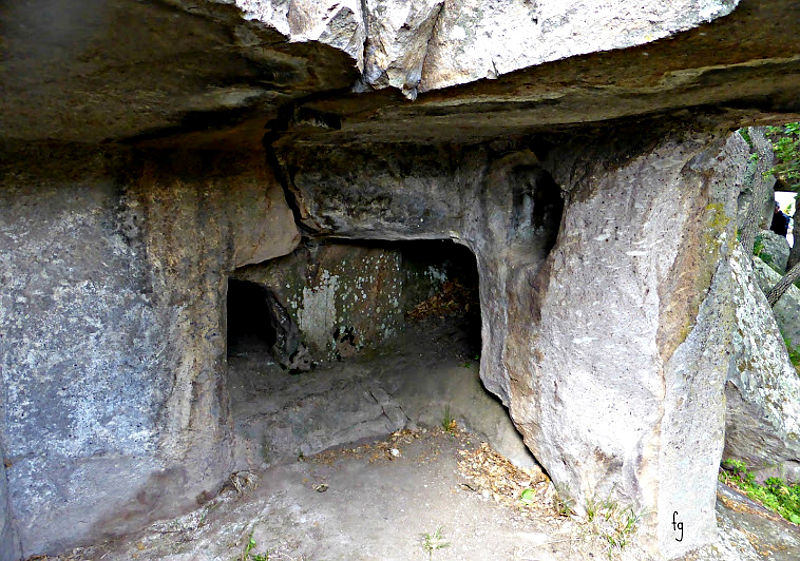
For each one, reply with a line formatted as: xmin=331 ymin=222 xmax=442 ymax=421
xmin=755 ymin=230 xmax=791 ymax=273
xmin=725 ymin=248 xmax=800 ymax=482
xmin=752 ymin=256 xmax=800 ymax=350
xmin=419 ymin=0 xmax=740 ymax=91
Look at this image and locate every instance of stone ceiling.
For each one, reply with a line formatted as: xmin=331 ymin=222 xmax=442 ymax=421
xmin=1 ymin=0 xmax=800 ymax=150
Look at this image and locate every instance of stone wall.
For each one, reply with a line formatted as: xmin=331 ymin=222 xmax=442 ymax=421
xmin=0 ymin=144 xmax=299 ymax=557
xmin=232 ymin=239 xmax=470 ymax=362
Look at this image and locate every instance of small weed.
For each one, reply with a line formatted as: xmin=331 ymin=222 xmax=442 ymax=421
xmin=581 ymin=494 xmax=642 ymax=558
xmin=783 ymin=336 xmax=800 ymax=372
xmin=585 ymin=497 xmax=599 ymax=522
xmin=241 ymin=535 xmax=269 ymax=561
xmin=441 ymin=406 xmax=456 ymax=433
xmin=753 ymin=234 xmax=766 ymax=258
xmin=553 ymin=493 xmax=575 ymax=517
xmin=720 ymin=458 xmax=800 ymax=524
xmin=420 ymin=527 xmax=450 ymax=560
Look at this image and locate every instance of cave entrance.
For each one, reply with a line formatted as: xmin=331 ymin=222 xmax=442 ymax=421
xmin=226 ymin=279 xmax=277 ymax=356
xmin=224 ymin=239 xmax=534 ymax=471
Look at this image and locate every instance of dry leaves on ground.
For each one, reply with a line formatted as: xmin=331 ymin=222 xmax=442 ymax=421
xmin=457 ymin=442 xmax=551 ymax=516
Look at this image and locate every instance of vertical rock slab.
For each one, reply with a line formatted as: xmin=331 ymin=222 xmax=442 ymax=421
xmin=0 ymin=146 xmax=299 ymax=558
xmin=726 ymin=248 xmax=800 ymax=482
xmin=505 ymin=133 xmax=741 ymax=557
xmin=0 ymin=146 xmax=170 ymax=556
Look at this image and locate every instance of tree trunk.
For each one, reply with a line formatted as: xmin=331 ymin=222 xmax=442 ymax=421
xmin=787 ymin=196 xmax=800 ymax=269
xmin=767 ymin=259 xmax=800 ymax=306
xmin=740 ymin=128 xmax=776 ymax=258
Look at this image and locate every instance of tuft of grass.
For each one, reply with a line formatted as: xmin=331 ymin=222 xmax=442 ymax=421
xmin=720 ymin=458 xmax=800 ymax=525
xmin=420 ymin=527 xmax=450 ymax=560
xmin=581 ymin=495 xmax=641 ymax=558
xmin=441 ymin=406 xmax=457 ymax=433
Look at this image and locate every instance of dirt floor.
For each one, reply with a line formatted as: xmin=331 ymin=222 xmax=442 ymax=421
xmin=30 ymin=316 xmax=800 ymax=561
xmin=35 ymin=426 xmax=800 ymax=561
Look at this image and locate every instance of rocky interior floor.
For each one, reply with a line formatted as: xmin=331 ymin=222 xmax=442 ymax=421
xmin=36 ymin=430 xmax=800 ymax=561
xmin=34 ymin=321 xmax=800 ymax=561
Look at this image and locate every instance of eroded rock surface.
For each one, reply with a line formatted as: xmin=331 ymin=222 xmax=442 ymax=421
xmin=0 ymin=147 xmax=299 ymax=556
xmin=279 ymin=128 xmax=744 ymax=557
xmin=726 ymin=248 xmax=800 ymax=482
xmin=3 ymin=1 xmax=800 ymax=559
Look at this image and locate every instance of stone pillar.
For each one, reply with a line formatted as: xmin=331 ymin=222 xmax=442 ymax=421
xmin=506 ymin=133 xmax=742 ymax=557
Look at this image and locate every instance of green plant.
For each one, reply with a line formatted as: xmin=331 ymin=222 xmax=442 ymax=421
xmin=241 ymin=535 xmax=269 ymax=561
xmin=766 ymin=122 xmax=800 ymax=190
xmin=420 ymin=527 xmax=450 ymax=560
xmin=720 ymin=459 xmax=800 ymax=524
xmin=603 ymin=507 xmax=640 ymax=551
xmin=738 ymin=128 xmax=753 ymax=147
xmin=784 ymin=336 xmax=800 ymax=368
xmin=441 ymin=406 xmax=456 ymax=433
xmin=581 ymin=495 xmax=641 ymax=558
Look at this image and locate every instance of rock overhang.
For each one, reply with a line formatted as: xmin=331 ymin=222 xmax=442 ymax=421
xmin=2 ymin=0 xmax=800 ymax=151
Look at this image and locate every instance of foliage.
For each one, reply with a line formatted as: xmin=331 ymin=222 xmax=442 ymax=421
xmin=420 ymin=527 xmax=449 ymax=560
xmin=582 ymin=495 xmax=641 ymax=558
xmin=752 ymin=234 xmax=774 ymax=264
xmin=738 ymin=128 xmax=753 ymax=148
xmin=241 ymin=535 xmax=270 ymax=561
xmin=765 ymin=122 xmax=800 ymax=191
xmin=784 ymin=336 xmax=800 ymax=374
xmin=719 ymin=459 xmax=800 ymax=525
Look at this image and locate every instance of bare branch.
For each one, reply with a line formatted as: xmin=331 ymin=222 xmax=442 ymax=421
xmin=767 ymin=259 xmax=800 ymax=306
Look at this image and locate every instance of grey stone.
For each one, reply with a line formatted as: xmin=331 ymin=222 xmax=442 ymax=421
xmin=755 ymin=230 xmax=791 ymax=273
xmin=725 ymin=248 xmax=800 ymax=482
xmin=0 ymin=147 xmax=299 ymax=557
xmin=735 ymin=128 xmax=776 ymax=239
xmin=5 ymin=1 xmax=800 ymax=147
xmin=282 ymin=130 xmax=742 ymax=558
xmin=230 ymin=0 xmax=366 ymax=70
xmin=0 ymin=450 xmax=20 ymax=561
xmin=362 ymin=0 xmax=444 ymax=99
xmin=3 ymin=1 xmax=800 ymax=559
xmin=752 ymin=256 xmax=800 ymax=350
xmin=419 ymin=0 xmax=740 ymax=92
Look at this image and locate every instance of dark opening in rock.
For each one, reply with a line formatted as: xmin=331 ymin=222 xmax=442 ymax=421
xmin=225 ymin=239 xmax=535 ymax=472
xmin=226 ymin=279 xmax=277 ymax=354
